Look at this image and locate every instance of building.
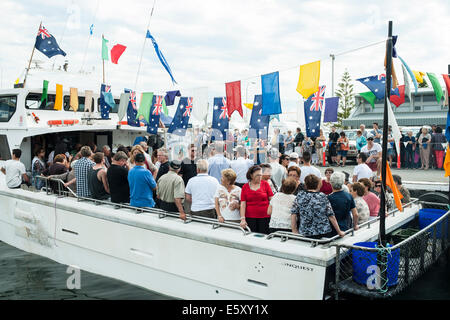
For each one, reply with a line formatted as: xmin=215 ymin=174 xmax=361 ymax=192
xmin=343 ymin=88 xmax=447 ymax=128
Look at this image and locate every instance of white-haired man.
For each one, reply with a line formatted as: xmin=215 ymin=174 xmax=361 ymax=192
xmin=185 ymin=159 xmax=220 ymax=219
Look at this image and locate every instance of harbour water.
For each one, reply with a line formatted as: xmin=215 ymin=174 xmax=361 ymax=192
xmin=0 ymin=240 xmax=448 ymax=300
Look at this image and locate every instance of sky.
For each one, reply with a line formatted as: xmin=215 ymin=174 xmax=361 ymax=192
xmin=0 ymin=0 xmax=449 ymax=123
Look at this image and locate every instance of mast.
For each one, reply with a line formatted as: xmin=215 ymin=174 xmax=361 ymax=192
xmin=379 ymin=21 xmax=393 ymax=245
xmin=23 ymin=21 xmax=42 ymax=88
xmin=102 ymin=34 xmax=106 ymax=84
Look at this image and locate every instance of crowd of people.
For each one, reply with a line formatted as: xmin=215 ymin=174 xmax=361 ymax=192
xmin=0 ymin=134 xmax=412 ymax=240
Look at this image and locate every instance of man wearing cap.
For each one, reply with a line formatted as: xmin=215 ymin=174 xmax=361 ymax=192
xmin=230 ymin=146 xmax=253 ymax=188
xmin=269 ymin=148 xmax=286 ymax=190
xmin=361 ymin=135 xmax=382 ymax=175
xmin=128 ymin=153 xmax=157 ymax=208
xmin=288 ymin=152 xmax=300 ymax=168
xmin=156 ymin=160 xmax=186 ymax=220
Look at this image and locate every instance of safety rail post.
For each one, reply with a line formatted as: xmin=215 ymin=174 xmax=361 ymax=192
xmin=334 ymin=245 xmax=341 ymax=300
xmin=432 ymin=224 xmax=437 ymax=261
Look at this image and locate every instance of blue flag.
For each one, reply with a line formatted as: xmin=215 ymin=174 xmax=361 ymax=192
xmin=168 ymin=97 xmax=192 ymax=136
xmin=125 ymin=89 xmax=140 ymax=127
xmin=99 ymin=84 xmax=111 ymax=119
xmin=35 ymin=26 xmax=66 ymax=58
xmin=261 ymin=71 xmax=282 ymax=115
xmin=304 ymin=86 xmax=326 ymax=138
xmin=398 ymin=55 xmax=418 ymax=94
xmin=147 ymin=95 xmax=165 ymax=134
xmin=146 ymin=30 xmax=177 ymax=84
xmin=89 ymin=24 xmax=94 ymax=35
xmin=323 ymin=97 xmax=339 ymax=123
xmin=356 ymin=74 xmax=400 ymax=100
xmin=165 ymin=90 xmax=181 ymax=106
xmin=212 ymin=97 xmax=229 ymax=141
xmin=446 ymin=110 xmax=450 ymax=143
xmin=248 ymin=95 xmax=270 ymax=139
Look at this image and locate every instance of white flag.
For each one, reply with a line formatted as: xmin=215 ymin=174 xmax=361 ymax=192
xmin=192 ymin=87 xmax=208 ymax=124
xmin=84 ymin=90 xmax=93 ymax=113
xmin=387 ymin=98 xmax=402 ymax=154
xmin=117 ymin=92 xmax=130 ymax=121
xmin=401 ymin=63 xmax=412 ymax=104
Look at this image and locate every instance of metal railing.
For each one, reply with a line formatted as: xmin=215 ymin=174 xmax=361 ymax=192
xmin=266 ymin=199 xmax=420 ymax=247
xmin=331 ymin=202 xmax=450 ymax=299
xmin=35 ymin=175 xmax=251 ymax=235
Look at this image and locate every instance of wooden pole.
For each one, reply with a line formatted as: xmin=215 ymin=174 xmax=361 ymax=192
xmin=23 ymin=21 xmax=42 ymax=88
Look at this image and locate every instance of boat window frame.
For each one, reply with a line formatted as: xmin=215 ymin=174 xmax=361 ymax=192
xmin=0 ymin=94 xmax=18 ymax=122
xmin=25 ymin=92 xmax=58 ymax=110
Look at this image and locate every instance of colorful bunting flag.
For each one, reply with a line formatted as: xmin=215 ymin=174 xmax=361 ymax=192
xmin=136 ymin=92 xmax=154 ymax=124
xmin=356 ymin=74 xmax=399 ymax=100
xmin=323 ymin=97 xmax=339 ymax=122
xmin=118 ymin=92 xmax=130 ymax=121
xmin=192 ymin=87 xmax=208 ymax=123
xmin=164 ymin=90 xmax=181 ymax=106
xmin=387 ymin=98 xmax=402 ymax=155
xmin=110 ymin=44 xmax=127 ymax=64
xmin=84 ymin=90 xmax=93 ymax=113
xmin=41 ymin=80 xmax=48 ymax=105
xmin=212 ymin=97 xmax=229 ymax=141
xmin=261 ymin=71 xmax=282 ymax=116
xmin=168 ymin=97 xmax=193 ymax=136
xmin=444 ymin=146 xmax=450 ymax=177
xmin=54 ymin=84 xmax=63 ymax=110
xmin=385 ymin=161 xmax=403 ymax=212
xmin=248 ymin=95 xmax=270 ymax=139
xmin=101 ymin=36 xmax=109 ymax=61
xmin=398 ymin=56 xmax=418 ymax=94
xmin=244 ymin=103 xmax=253 ymax=110
xmin=412 ymin=70 xmax=426 ymax=84
xmin=304 ymin=85 xmax=325 ymax=138
xmin=427 ymin=73 xmax=443 ymax=103
xmin=35 ymin=25 xmax=66 ymax=58
xmin=99 ymin=84 xmax=112 ymax=119
xmin=225 ymin=80 xmax=243 ymax=118
xmin=390 ymin=85 xmax=405 ymax=107
xmin=147 ymin=95 xmax=164 ymax=134
xmin=360 ymin=91 xmax=377 ymax=109
xmin=401 ymin=63 xmax=412 ymax=103
xmin=125 ymin=89 xmax=140 ymax=127
xmin=70 ymin=87 xmax=79 ymax=112
xmin=296 ymin=61 xmax=320 ymax=99
xmin=146 ymin=30 xmax=177 ymax=84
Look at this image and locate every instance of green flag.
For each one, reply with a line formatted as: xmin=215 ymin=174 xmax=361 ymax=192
xmin=427 ymin=72 xmax=443 ymax=103
xmin=360 ymin=91 xmax=376 ymax=109
xmin=136 ymin=92 xmax=154 ymax=123
xmin=102 ymin=37 xmax=109 ymax=61
xmin=163 ymin=100 xmax=169 ymax=116
xmin=40 ymin=80 xmax=49 ymax=105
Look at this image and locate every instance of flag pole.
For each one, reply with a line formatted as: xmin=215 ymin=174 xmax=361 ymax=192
xmin=102 ymin=34 xmax=106 ymax=84
xmin=379 ymin=21 xmax=393 ymax=246
xmin=134 ymin=0 xmax=157 ymax=91
xmin=23 ymin=21 xmax=42 ymax=88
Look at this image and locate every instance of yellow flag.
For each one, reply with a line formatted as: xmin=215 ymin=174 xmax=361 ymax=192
xmin=296 ymin=60 xmax=320 ymax=99
xmin=444 ymin=146 xmax=450 ymax=177
xmin=70 ymin=87 xmax=79 ymax=112
xmin=54 ymin=84 xmax=63 ymax=110
xmin=412 ymin=70 xmax=426 ymax=83
xmin=244 ymin=103 xmax=253 ymax=110
xmin=385 ymin=161 xmax=403 ymax=212
xmin=14 ymin=78 xmax=20 ymax=85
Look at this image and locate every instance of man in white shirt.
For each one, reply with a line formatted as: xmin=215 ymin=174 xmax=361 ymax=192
xmin=230 ymin=146 xmax=253 ymax=187
xmin=185 ymin=159 xmax=220 ymax=219
xmin=269 ymin=148 xmax=286 ymax=190
xmin=299 ymin=151 xmax=321 ymax=183
xmin=0 ymin=149 xmax=29 ymax=189
xmin=352 ymin=153 xmax=374 ymax=182
xmin=361 ymin=136 xmax=382 ymax=175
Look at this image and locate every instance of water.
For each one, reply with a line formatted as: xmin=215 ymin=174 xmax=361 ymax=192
xmin=0 ymin=240 xmax=448 ymax=300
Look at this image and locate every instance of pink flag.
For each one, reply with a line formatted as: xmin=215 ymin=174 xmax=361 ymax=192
xmin=225 ymin=80 xmax=243 ymax=118
xmin=110 ymin=44 xmax=127 ymax=64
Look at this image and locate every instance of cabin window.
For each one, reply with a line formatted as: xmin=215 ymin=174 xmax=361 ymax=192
xmin=97 ymin=98 xmax=120 ymax=114
xmin=422 ymin=95 xmax=437 ymax=104
xmin=25 ymin=93 xmax=57 ymax=110
xmin=63 ymin=96 xmax=95 ymax=112
xmin=0 ymin=95 xmax=17 ymax=122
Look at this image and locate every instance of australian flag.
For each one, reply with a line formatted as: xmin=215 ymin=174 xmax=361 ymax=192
xmin=357 ymin=74 xmax=400 ymax=100
xmin=147 ymin=95 xmax=165 ymax=134
xmin=168 ymin=97 xmax=193 ymax=136
xmin=248 ymin=95 xmax=270 ymax=139
xmin=125 ymin=89 xmax=140 ymax=127
xmin=35 ymin=26 xmax=66 ymax=58
xmin=211 ymin=97 xmax=229 ymax=142
xmin=99 ymin=84 xmax=113 ymax=119
xmin=304 ymin=85 xmax=326 ymax=138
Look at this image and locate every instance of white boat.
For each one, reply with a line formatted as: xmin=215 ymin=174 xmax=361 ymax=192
xmin=0 ymin=87 xmax=424 ymax=299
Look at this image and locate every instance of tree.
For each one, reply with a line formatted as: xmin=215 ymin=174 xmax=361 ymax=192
xmin=335 ymin=69 xmax=355 ymax=129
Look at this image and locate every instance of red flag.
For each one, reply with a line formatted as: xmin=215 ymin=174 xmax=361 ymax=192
xmin=390 ymin=84 xmax=405 ymax=107
xmin=110 ymin=44 xmax=127 ymax=64
xmin=225 ymin=80 xmax=243 ymax=118
xmin=443 ymin=74 xmax=450 ymax=96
